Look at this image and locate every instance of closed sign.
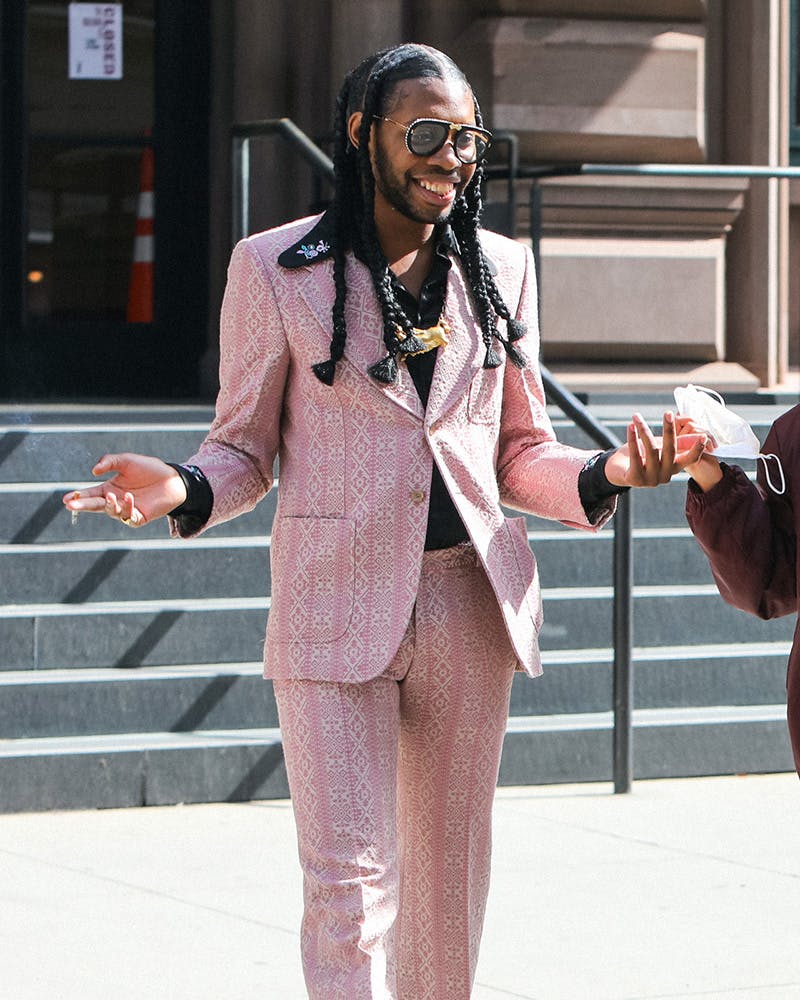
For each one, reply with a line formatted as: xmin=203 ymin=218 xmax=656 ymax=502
xmin=68 ymin=3 xmax=123 ymax=80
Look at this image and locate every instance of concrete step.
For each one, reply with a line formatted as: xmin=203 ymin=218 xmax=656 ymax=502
xmin=499 ymin=705 xmax=795 ymax=784
xmin=3 ymin=587 xmax=794 ymax=671
xmin=0 ymin=405 xmax=216 ymax=425
xmin=1 ymin=642 xmax=789 ymax=740
xmin=0 ymin=597 xmax=270 ymax=670
xmin=517 ymin=642 xmax=792 ymax=715
xmin=1 ymin=705 xmax=793 ymax=813
xmin=0 ymin=727 xmax=287 ymax=813
xmin=548 ymin=411 xmax=775 ymax=451
xmin=0 ymin=405 xmax=776 ymax=487
xmin=0 ymin=663 xmax=278 ymax=739
xmin=539 ymin=584 xmax=796 ymax=649
xmin=0 ymin=483 xmax=275 ymax=544
xmin=1 ymin=478 xmax=692 ymax=544
xmin=0 ymin=411 xmax=771 ymax=544
xmin=0 ymin=423 xmax=210 ymax=483
xmin=522 ymin=473 xmax=737 ymax=531
xmin=2 ymin=401 xmax=795 ymax=810
xmin=0 ymin=537 xmax=273 ymax=604
xmin=0 ymin=527 xmax=724 ymax=604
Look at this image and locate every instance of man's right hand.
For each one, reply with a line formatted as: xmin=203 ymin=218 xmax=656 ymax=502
xmin=62 ymin=453 xmax=187 ymax=527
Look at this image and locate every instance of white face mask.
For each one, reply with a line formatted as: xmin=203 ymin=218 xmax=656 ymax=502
xmin=674 ymin=383 xmax=785 ymax=495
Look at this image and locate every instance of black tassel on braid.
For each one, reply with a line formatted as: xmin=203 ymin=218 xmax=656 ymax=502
xmin=311 ymin=43 xmax=528 ymax=386
xmin=506 ymin=318 xmax=527 ymax=342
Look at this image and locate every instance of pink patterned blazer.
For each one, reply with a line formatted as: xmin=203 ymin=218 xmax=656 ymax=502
xmin=177 ymin=215 xmax=613 ymax=683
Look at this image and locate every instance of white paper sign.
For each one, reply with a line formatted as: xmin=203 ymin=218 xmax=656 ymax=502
xmin=68 ymin=4 xmax=123 ymax=80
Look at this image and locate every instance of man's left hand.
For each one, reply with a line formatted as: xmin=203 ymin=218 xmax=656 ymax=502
xmin=604 ymin=411 xmax=710 ymax=488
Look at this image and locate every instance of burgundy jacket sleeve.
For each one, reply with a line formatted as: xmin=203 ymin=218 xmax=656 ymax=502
xmin=685 ymin=426 xmax=796 ymax=620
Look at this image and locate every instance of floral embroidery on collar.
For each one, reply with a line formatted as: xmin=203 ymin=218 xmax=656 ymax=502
xmin=278 ymin=213 xmax=336 ymax=269
xmin=296 ymin=240 xmax=331 ymax=260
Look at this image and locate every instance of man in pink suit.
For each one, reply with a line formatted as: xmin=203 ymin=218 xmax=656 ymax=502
xmin=65 ymin=44 xmax=706 ymax=1000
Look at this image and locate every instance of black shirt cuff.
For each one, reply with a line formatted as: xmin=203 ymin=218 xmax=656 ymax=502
xmin=166 ymin=463 xmax=213 ymax=533
xmin=578 ymin=449 xmax=629 ymax=518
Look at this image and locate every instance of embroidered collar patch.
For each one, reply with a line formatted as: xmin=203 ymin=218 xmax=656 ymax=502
xmin=277 ymin=213 xmax=335 ymax=269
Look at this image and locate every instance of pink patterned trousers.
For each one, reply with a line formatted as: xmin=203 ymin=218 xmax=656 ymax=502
xmin=273 ymin=543 xmax=518 ymax=999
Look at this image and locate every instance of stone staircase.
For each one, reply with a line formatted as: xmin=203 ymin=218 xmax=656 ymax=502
xmin=0 ymin=400 xmax=795 ymax=812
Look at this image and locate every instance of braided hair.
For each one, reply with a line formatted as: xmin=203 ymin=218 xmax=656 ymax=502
xmin=311 ymin=43 xmax=527 ymax=386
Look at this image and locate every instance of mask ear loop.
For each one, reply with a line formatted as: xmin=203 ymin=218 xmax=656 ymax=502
xmin=758 ymin=453 xmax=786 ymax=495
xmin=690 ymin=384 xmax=726 ymax=407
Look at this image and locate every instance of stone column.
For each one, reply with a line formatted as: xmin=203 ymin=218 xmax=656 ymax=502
xmin=329 ymin=0 xmax=405 ymax=90
xmin=202 ymin=0 xmax=407 ymax=393
xmin=717 ymin=0 xmax=790 ymax=387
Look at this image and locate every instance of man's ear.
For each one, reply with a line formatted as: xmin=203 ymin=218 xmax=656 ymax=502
xmin=347 ymin=112 xmax=362 ymax=149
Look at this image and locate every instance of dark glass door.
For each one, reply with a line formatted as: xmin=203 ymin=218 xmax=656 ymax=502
xmin=1 ymin=0 xmax=210 ymax=399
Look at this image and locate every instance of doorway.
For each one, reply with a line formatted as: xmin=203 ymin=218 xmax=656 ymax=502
xmin=1 ymin=0 xmax=211 ymax=399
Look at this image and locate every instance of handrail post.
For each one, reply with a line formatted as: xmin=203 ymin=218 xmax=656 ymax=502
xmin=231 ymin=135 xmax=250 ymax=244
xmin=541 ymin=333 xmax=635 ymax=794
xmin=612 ymin=490 xmax=633 ymax=793
xmin=529 ymin=156 xmax=800 ymax=792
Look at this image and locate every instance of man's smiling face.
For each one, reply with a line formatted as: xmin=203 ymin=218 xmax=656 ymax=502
xmin=368 ymin=75 xmax=478 ymax=227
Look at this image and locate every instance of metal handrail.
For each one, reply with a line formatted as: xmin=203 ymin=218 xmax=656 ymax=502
xmin=523 ymin=162 xmax=800 ymax=179
xmin=231 ymin=118 xmax=335 ymax=245
xmin=230 ymin=120 xmax=641 ymax=793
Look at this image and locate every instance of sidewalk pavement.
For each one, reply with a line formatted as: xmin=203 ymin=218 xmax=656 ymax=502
xmin=1 ymin=772 xmax=799 ymax=1000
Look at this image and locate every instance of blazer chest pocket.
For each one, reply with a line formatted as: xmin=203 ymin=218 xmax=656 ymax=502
xmin=467 ymin=367 xmax=502 ymax=426
xmin=270 ymin=516 xmax=355 ymax=643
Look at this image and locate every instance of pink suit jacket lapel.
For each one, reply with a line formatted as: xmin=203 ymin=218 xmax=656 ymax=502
xmin=425 ymin=260 xmax=482 ymax=429
xmin=293 ymin=255 xmax=424 ymax=421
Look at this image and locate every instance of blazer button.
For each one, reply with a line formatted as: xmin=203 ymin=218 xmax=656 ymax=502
xmin=410 ymin=488 xmax=426 ymax=504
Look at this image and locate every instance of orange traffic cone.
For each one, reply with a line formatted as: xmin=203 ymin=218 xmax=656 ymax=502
xmin=127 ymin=139 xmax=154 ymax=322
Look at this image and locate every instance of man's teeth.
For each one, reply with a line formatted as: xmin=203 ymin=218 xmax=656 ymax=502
xmin=419 ymin=179 xmax=454 ymax=195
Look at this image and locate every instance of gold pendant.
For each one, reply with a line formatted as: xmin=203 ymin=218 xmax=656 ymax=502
xmin=395 ymin=320 xmax=451 ymax=357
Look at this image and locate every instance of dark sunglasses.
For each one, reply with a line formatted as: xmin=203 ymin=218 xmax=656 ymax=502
xmin=375 ymin=116 xmax=492 ymax=165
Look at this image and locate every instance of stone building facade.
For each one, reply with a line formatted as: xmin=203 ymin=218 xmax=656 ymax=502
xmin=1 ymin=1 xmax=795 ymax=398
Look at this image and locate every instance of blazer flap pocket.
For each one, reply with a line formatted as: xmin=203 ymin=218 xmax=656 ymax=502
xmin=270 ymin=516 xmax=355 ymax=643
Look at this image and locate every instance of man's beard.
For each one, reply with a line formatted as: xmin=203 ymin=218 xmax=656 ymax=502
xmin=372 ymin=143 xmax=457 ymax=225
